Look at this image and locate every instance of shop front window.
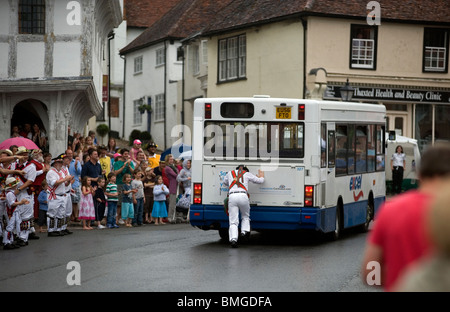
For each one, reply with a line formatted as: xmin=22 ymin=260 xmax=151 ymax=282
xmin=415 ymin=104 xmax=432 ymax=151
xmin=415 ymin=104 xmax=450 ymax=151
xmin=435 ymin=105 xmax=450 ymax=144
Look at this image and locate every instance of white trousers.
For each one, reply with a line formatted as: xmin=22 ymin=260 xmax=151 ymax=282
xmin=228 ymin=193 xmax=251 ymax=242
xmin=62 ymin=193 xmax=72 ymax=230
xmin=47 ymin=195 xmax=66 ymax=232
xmin=2 ymin=210 xmax=20 ymax=245
xmin=16 ymin=193 xmax=34 ymax=242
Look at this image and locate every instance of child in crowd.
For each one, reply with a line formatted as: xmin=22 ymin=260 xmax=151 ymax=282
xmin=130 ymin=139 xmax=144 ymax=165
xmin=79 ymin=176 xmax=95 ymax=230
xmin=152 ymin=175 xmax=169 ymax=225
xmin=94 ymin=177 xmax=107 ymax=229
xmin=121 ymin=173 xmax=136 ymax=227
xmin=105 ymin=172 xmax=119 ymax=228
xmin=131 ymin=170 xmax=145 ymax=226
xmin=3 ymin=177 xmax=29 ymax=249
xmin=143 ymin=167 xmax=156 ymax=224
xmin=98 ymin=146 xmax=111 ymax=179
xmin=37 ymin=179 xmax=48 ymax=233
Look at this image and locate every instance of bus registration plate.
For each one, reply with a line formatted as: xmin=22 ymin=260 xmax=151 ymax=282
xmin=276 ymin=107 xmax=291 ymax=119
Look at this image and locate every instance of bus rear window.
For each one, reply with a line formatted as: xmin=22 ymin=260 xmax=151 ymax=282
xmin=220 ymin=103 xmax=254 ymax=118
xmin=204 ymin=121 xmax=304 ymax=159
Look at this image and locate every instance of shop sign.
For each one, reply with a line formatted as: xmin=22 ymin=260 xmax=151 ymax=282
xmin=325 ymin=85 xmax=450 ymax=104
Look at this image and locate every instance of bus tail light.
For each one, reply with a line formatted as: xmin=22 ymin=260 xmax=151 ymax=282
xmin=298 ymin=104 xmax=305 ymax=120
xmin=205 ymin=103 xmax=212 ymax=119
xmin=304 ymin=185 xmax=314 ymax=207
xmin=193 ymin=183 xmax=203 ymax=204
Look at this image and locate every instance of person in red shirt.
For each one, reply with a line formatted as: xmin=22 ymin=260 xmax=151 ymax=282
xmin=362 ymin=143 xmax=450 ymax=291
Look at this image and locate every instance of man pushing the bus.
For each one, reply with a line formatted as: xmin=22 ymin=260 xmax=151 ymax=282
xmin=223 ymin=165 xmax=264 ymax=248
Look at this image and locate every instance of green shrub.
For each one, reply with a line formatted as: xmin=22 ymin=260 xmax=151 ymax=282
xmin=96 ymin=124 xmax=109 ymax=145
xmin=139 ymin=131 xmax=152 ymax=143
xmin=129 ymin=129 xmax=141 ymax=146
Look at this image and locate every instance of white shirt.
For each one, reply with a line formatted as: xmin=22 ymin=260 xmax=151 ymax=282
xmin=223 ymin=170 xmax=264 ymax=193
xmin=11 ymin=161 xmax=36 ymax=196
xmin=62 ymin=165 xmax=71 ymax=193
xmin=46 ymin=168 xmax=66 ymax=195
xmin=391 ymin=152 xmax=406 ymax=167
xmin=6 ymin=191 xmax=17 ymax=209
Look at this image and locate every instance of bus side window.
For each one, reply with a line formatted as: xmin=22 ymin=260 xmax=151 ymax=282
xmin=356 ymin=125 xmax=367 ymax=173
xmin=376 ymin=125 xmax=385 ymax=171
xmin=367 ymin=125 xmax=376 ymax=172
xmin=328 ymin=130 xmax=335 ymax=168
xmin=321 ymin=124 xmax=327 ymax=168
xmin=336 ymin=125 xmax=347 ymax=176
xmin=347 ymin=125 xmax=356 ymax=175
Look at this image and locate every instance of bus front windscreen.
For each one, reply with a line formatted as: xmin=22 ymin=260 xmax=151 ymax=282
xmin=204 ymin=121 xmax=304 ymax=159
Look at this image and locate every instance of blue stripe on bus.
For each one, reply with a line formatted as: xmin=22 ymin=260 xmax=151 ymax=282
xmin=190 ymin=196 xmax=385 ymax=233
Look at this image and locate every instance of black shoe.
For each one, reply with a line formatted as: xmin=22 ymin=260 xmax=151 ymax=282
xmin=15 ymin=238 xmax=27 ymax=247
xmin=63 ymin=229 xmax=73 ymax=235
xmin=230 ymin=240 xmax=238 ymax=248
xmin=3 ymin=243 xmax=18 ymax=250
xmin=48 ymin=231 xmax=62 ymax=237
xmin=28 ymin=232 xmax=40 ymax=240
xmin=239 ymin=232 xmax=250 ymax=244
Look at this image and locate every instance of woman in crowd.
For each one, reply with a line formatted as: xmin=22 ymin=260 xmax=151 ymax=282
xmin=106 ymin=138 xmax=118 ymax=158
xmin=164 ymin=154 xmax=178 ymax=223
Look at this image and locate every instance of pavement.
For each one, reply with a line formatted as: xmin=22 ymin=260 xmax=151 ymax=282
xmin=65 ymin=217 xmax=187 ymax=230
xmin=34 ymin=191 xmax=394 ymax=234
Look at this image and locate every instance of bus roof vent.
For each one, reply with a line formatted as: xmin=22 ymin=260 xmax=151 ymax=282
xmin=253 ymin=95 xmax=271 ymax=98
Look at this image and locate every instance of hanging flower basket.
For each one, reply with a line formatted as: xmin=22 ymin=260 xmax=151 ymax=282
xmin=138 ymin=104 xmax=152 ymax=114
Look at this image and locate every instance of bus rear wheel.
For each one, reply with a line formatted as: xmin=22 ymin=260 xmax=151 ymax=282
xmin=219 ymin=228 xmax=229 ymax=241
xmin=360 ymin=197 xmax=374 ymax=233
xmin=327 ymin=206 xmax=342 ymax=241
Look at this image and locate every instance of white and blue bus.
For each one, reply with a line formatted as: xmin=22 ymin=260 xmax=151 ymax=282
xmin=189 ymin=97 xmax=386 ymax=240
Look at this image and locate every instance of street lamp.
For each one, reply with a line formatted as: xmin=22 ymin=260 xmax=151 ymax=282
xmin=340 ymin=79 xmax=354 ymax=101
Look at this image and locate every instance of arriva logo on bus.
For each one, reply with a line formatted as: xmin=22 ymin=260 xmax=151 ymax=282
xmin=349 ymin=175 xmax=364 ymax=201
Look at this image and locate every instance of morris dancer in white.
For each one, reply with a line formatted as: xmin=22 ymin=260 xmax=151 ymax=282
xmin=223 ymin=165 xmax=264 ymax=248
xmin=46 ymin=156 xmax=73 ymax=237
xmin=12 ymin=147 xmax=37 ymax=246
xmin=2 ymin=177 xmax=29 ymax=250
xmin=60 ymin=153 xmax=74 ymax=235
xmin=0 ymin=149 xmax=25 ymax=245
xmin=27 ymin=149 xmax=47 ymax=240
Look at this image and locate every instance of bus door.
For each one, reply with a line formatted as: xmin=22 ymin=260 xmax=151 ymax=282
xmin=321 ymin=123 xmax=336 ymax=208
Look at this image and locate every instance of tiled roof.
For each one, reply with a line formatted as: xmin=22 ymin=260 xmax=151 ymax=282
xmin=203 ymin=0 xmax=309 ymax=34
xmin=121 ymin=0 xmax=450 ymax=54
xmin=203 ymin=0 xmax=450 ymax=35
xmin=124 ymin=0 xmax=183 ymax=28
xmin=308 ymin=0 xmax=450 ymax=24
xmin=120 ymin=0 xmax=234 ymax=54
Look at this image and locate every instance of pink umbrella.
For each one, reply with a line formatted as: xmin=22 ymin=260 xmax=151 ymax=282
xmin=0 ymin=137 xmax=39 ymax=150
